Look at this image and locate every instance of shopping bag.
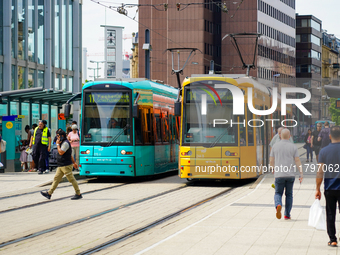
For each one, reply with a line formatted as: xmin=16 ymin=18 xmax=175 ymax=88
xmin=0 ymin=162 xmax=3 ymax=167
xmin=25 ymin=148 xmax=33 ymax=155
xmin=308 ymin=199 xmax=326 ymax=231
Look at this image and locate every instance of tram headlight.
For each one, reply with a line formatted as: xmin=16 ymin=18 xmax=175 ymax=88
xmin=225 ymin=151 xmax=231 ymax=156
xmin=121 ymin=150 xmax=126 ymax=155
xmin=81 ymin=150 xmax=91 ymax=155
xmin=181 ymin=150 xmax=192 ymax=156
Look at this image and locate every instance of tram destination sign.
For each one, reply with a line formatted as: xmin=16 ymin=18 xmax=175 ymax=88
xmin=85 ymin=92 xmax=129 ymax=105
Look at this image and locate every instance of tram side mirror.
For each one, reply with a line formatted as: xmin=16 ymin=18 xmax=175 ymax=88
xmin=64 ymin=103 xmax=71 ymax=118
xmin=174 ymin=101 xmax=181 ymax=116
xmin=133 ymin=104 xmax=138 ymax=118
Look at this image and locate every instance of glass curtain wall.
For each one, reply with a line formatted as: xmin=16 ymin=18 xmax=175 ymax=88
xmin=28 ymin=0 xmax=35 ymax=62
xmin=69 ymin=0 xmax=73 ymax=70
xmin=55 ymin=0 xmax=60 ymax=68
xmin=37 ymin=0 xmax=44 ymax=64
xmin=0 ymin=0 xmax=3 ymax=55
xmin=62 ymin=0 xmax=67 ymax=69
xmin=18 ymin=0 xmax=26 ymax=60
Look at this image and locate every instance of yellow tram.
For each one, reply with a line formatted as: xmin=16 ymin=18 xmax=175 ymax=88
xmin=178 ymin=75 xmax=292 ymax=180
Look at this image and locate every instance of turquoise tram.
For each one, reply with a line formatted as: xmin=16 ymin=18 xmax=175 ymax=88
xmin=78 ymin=80 xmax=180 ymax=177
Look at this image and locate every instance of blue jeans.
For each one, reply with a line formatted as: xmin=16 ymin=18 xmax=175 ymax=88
xmin=306 ymin=144 xmax=313 ymax=160
xmin=274 ymin=177 xmax=295 ymax=217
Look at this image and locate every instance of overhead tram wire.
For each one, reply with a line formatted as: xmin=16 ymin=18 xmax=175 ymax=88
xmin=90 ymin=0 xmax=246 ymax=72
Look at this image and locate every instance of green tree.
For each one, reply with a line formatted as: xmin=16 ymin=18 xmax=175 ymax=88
xmin=329 ymin=98 xmax=340 ymax=125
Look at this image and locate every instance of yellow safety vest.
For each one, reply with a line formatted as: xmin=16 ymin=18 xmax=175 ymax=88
xmin=32 ymin=127 xmax=49 ymax=145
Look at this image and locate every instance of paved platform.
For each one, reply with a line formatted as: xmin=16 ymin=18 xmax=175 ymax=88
xmin=107 ymin=144 xmax=337 ymax=255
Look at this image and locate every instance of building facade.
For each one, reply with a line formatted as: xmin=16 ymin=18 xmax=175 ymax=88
xmin=138 ymin=0 xmax=296 ymax=89
xmin=295 ymin=15 xmax=322 ymax=126
xmin=222 ymin=0 xmax=296 ymax=89
xmin=321 ymin=32 xmax=340 ymax=120
xmin=0 ymin=0 xmax=82 ymax=135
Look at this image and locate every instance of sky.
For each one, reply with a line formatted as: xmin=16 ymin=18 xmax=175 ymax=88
xmin=82 ymin=0 xmax=340 ymax=80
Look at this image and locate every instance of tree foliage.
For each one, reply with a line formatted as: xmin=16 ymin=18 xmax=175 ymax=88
xmin=329 ymin=98 xmax=340 ymax=125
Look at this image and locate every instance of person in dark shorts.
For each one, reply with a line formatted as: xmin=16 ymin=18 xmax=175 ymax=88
xmin=311 ymin=123 xmax=322 ymax=162
xmin=316 ymin=126 xmax=340 ymax=247
xmin=29 ymin=120 xmax=51 ymax=174
xmin=318 ymin=121 xmax=331 ymax=149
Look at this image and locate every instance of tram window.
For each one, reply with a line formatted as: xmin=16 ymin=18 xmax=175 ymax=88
xmin=155 ymin=113 xmax=162 ymax=143
xmin=141 ymin=108 xmax=152 ymax=145
xmin=135 ymin=111 xmax=142 ymax=145
xmin=175 ymin=116 xmax=180 ymax=144
xmin=162 ymin=116 xmax=169 ymax=143
xmin=247 ymin=108 xmax=254 ymax=146
xmin=239 ymin=116 xmax=246 ymax=146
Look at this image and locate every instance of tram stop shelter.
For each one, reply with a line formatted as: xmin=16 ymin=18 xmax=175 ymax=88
xmin=0 ymin=87 xmax=81 ymax=172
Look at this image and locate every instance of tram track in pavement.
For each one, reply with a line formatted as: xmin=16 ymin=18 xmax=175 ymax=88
xmin=0 ymin=178 xmax=96 ymax=201
xmin=0 ymin=182 xmax=130 ymax=215
xmin=77 ymin=186 xmax=236 ymax=255
xmin=0 ymin=184 xmax=189 ymax=249
xmin=0 ymin=171 xmax=179 ymax=214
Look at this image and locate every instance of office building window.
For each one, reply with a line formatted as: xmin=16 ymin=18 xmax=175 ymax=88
xmin=55 ymin=0 xmax=60 ymax=68
xmin=28 ymin=68 xmax=35 ymax=88
xmin=28 ymin=0 xmax=35 ymax=62
xmin=68 ymin=0 xmax=73 ymax=70
xmin=38 ymin=70 xmax=44 ymax=87
xmin=18 ymin=0 xmax=26 ymax=60
xmin=37 ymin=0 xmax=44 ymax=64
xmin=18 ymin=66 xmax=26 ymax=89
xmin=311 ymin=19 xmax=321 ymax=32
xmin=0 ymin=0 xmax=3 ymax=55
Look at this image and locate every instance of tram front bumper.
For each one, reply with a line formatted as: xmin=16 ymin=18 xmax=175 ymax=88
xmin=179 ymin=158 xmax=240 ymax=179
xmin=79 ymin=156 xmax=135 ymax=176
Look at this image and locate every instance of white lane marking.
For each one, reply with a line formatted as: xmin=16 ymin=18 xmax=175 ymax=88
xmin=134 ymin=176 xmax=267 ymax=255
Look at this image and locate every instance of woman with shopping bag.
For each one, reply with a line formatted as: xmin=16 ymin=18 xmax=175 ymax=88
xmin=315 ymin=126 xmax=340 ymax=247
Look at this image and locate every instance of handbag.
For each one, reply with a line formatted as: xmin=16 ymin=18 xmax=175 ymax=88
xmin=303 ymin=144 xmax=307 ymax=149
xmin=0 ymin=140 xmax=6 ymax=152
xmin=25 ymin=148 xmax=33 ymax=155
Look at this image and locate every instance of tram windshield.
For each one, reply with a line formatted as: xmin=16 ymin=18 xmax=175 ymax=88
xmin=182 ymin=81 xmax=238 ymax=147
xmin=82 ymin=91 xmax=131 ymax=144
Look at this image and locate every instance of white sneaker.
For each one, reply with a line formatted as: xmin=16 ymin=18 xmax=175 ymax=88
xmin=44 ymin=170 xmax=49 ymax=174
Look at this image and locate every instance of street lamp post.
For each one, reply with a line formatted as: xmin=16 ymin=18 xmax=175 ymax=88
xmin=88 ymin=68 xmax=96 ymax=80
xmin=90 ymin=60 xmax=106 ymax=80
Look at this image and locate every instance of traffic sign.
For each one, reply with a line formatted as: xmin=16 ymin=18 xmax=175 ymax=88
xmin=58 ymin=113 xmax=65 ymax=120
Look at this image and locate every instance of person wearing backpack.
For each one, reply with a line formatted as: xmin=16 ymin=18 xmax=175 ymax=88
xmin=318 ymin=121 xmax=331 ymax=149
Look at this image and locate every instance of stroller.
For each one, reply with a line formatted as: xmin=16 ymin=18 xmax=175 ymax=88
xmin=49 ymin=144 xmax=58 ymax=171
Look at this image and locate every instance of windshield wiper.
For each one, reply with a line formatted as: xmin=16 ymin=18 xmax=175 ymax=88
xmin=106 ymin=124 xmax=130 ymax=147
xmin=203 ymin=128 xmax=229 ymax=148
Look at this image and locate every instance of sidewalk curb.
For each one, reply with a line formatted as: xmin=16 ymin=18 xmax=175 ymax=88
xmin=37 ymin=173 xmax=91 ymax=187
xmin=249 ymin=173 xmax=269 ymax=189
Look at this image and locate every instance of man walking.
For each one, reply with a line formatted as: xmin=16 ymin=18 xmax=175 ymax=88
xmin=318 ymin=121 xmax=331 ymax=149
xmin=269 ymin=127 xmax=294 ymax=148
xmin=311 ymin=123 xmax=322 ymax=162
xmin=29 ymin=120 xmax=51 ymax=174
xmin=41 ymin=129 xmax=82 ymax=200
xmin=315 ymin=126 xmax=340 ymax=247
xmin=270 ymin=129 xmax=303 ymax=219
